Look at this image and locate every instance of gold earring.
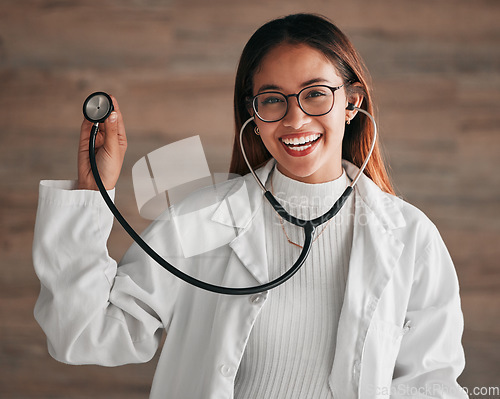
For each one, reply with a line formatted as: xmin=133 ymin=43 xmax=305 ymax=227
xmin=254 ymin=126 xmax=260 ymax=135
xmin=346 ymin=118 xmax=351 ymax=125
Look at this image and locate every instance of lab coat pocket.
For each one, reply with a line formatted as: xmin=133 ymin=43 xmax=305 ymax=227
xmin=359 ymin=319 xmax=411 ymax=398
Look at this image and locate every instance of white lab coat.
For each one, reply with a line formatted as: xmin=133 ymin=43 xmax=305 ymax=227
xmin=33 ymin=160 xmax=467 ymax=399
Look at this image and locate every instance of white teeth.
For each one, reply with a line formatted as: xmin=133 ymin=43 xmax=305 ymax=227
xmin=289 ymin=143 xmax=312 ymax=151
xmin=281 ymin=133 xmax=321 ymax=145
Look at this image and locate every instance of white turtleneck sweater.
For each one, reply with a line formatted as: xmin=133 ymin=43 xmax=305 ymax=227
xmin=234 ymin=166 xmax=355 ymax=399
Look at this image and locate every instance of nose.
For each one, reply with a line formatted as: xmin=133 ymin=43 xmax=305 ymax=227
xmin=282 ymin=96 xmax=312 ymax=129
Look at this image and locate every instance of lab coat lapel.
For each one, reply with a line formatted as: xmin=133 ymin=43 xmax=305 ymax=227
xmin=211 ymin=160 xmax=275 ymax=286
xmin=329 ymin=161 xmax=405 ymax=398
xmin=226 ymin=208 xmax=269 ymax=285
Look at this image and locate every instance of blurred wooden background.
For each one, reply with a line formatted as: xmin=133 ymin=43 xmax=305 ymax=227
xmin=1 ymin=0 xmax=499 ymax=397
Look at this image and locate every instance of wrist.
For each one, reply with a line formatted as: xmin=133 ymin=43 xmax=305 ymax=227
xmin=77 ymin=180 xmax=98 ymax=191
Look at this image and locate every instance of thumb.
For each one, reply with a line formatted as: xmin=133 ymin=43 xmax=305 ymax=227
xmin=103 ymin=111 xmax=119 ymax=153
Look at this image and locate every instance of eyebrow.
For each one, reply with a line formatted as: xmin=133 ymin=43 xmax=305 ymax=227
xmin=256 ymin=78 xmax=332 ymax=93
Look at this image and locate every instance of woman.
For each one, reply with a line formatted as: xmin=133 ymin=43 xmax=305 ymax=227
xmin=33 ymin=13 xmax=467 ymax=398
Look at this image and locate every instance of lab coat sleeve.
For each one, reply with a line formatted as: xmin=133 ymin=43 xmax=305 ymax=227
xmin=33 ymin=180 xmax=177 ymax=366
xmin=391 ymin=224 xmax=467 ymax=398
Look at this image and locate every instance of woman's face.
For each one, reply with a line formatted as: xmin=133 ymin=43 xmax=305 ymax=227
xmin=252 ymin=43 xmax=350 ymax=184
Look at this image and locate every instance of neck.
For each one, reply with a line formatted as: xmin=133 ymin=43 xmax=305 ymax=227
xmin=270 ymin=164 xmax=348 ymax=210
xmin=276 ymin=162 xmax=343 ymax=184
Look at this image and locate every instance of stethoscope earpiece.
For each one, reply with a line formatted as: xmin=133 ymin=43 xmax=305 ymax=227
xmin=83 ymin=92 xmax=114 ymax=123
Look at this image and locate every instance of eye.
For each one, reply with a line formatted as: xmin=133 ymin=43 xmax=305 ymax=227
xmin=305 ymin=89 xmax=328 ymax=99
xmin=260 ymin=95 xmax=285 ymax=105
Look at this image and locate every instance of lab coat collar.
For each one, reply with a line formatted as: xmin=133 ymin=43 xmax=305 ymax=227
xmin=342 ymin=160 xmax=405 ymax=230
xmin=210 ymin=160 xmax=274 ymax=284
xmin=211 ymin=159 xmax=406 ymax=291
xmin=212 ymin=159 xmax=405 ymax=231
xmin=210 ymin=160 xmax=274 ymax=229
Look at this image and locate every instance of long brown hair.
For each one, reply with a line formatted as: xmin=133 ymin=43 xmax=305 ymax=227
xmin=229 ymin=13 xmax=394 ymax=194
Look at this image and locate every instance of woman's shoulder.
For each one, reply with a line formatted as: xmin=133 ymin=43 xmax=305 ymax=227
xmin=343 ymin=160 xmax=432 ymax=232
xmin=353 ymin=172 xmax=441 ymax=246
xmin=386 ymin=193 xmax=448 ymax=263
xmin=392 ymin=193 xmax=436 ymax=230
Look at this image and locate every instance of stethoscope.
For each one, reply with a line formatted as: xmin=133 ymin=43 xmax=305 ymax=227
xmin=82 ymin=92 xmax=377 ymax=295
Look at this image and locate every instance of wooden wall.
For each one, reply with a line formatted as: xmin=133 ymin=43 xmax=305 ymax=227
xmin=1 ymin=0 xmax=499 ymax=397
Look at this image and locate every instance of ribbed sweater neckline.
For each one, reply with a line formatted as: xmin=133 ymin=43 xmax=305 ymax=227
xmin=269 ymin=166 xmax=349 ymax=210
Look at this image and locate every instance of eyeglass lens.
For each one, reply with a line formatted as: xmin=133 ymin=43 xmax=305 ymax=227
xmin=253 ymin=85 xmax=335 ymax=122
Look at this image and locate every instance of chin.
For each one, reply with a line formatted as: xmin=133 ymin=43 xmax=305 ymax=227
xmin=275 ymin=154 xmax=342 ymax=183
xmin=277 ymin=161 xmax=322 ymax=181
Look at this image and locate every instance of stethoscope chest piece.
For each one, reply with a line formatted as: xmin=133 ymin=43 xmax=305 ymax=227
xmin=83 ymin=92 xmax=114 ymax=123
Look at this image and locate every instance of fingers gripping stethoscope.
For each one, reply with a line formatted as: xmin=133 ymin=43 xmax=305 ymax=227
xmin=82 ymin=92 xmax=377 ymax=295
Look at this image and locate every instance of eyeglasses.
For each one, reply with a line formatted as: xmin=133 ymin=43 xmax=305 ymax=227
xmin=251 ymin=84 xmax=344 ymax=123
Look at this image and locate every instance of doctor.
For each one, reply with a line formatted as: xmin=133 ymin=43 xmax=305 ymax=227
xmin=33 ymin=13 xmax=467 ymax=398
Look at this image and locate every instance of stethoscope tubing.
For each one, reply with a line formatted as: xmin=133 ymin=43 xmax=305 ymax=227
xmin=239 ymin=104 xmax=377 ymax=197
xmin=89 ymin=123 xmax=319 ymax=295
xmin=87 ymin=101 xmax=375 ymax=295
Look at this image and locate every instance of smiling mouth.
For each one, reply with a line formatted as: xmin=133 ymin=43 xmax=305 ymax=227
xmin=280 ymin=133 xmax=322 ymax=152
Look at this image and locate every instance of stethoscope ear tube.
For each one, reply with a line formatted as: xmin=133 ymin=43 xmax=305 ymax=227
xmin=264 ymin=186 xmax=353 ymax=227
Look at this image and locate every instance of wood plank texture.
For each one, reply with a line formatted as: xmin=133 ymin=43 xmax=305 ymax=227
xmin=1 ymin=0 xmax=499 ymax=397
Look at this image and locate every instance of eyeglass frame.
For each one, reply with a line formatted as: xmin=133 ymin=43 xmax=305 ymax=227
xmin=249 ymin=83 xmax=345 ymax=123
